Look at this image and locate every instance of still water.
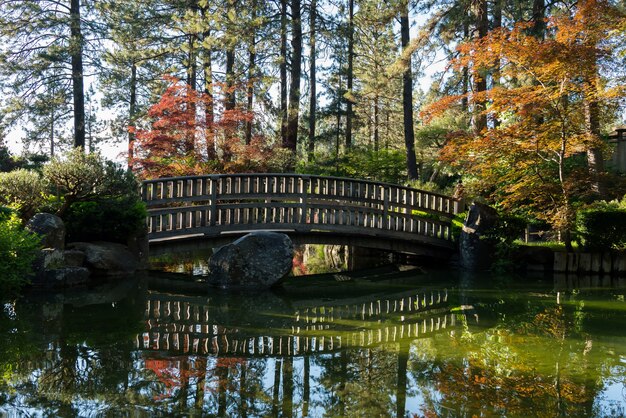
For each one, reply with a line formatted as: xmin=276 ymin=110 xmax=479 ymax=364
xmin=1 ymin=270 xmax=625 ymax=417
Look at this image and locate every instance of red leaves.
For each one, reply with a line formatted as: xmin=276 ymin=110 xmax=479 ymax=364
xmin=130 ymin=76 xmax=268 ymax=179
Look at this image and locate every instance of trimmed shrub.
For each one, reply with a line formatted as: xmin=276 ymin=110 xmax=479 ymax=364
xmin=64 ymin=197 xmax=147 ymax=244
xmin=0 ymin=169 xmax=46 ymax=220
xmin=0 ymin=214 xmax=41 ymax=295
xmin=43 ymin=149 xmax=140 ymax=215
xmin=576 ymin=207 xmax=626 ymax=250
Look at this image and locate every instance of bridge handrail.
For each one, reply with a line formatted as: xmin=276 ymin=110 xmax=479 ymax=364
xmin=141 ymin=173 xmax=463 ymax=246
xmin=142 ymin=173 xmax=457 ymax=202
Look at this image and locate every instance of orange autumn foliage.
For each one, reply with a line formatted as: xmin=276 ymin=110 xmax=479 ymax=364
xmin=422 ymin=0 xmax=626 ymax=229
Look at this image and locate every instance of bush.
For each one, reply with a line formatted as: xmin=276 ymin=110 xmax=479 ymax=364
xmin=0 ymin=169 xmax=46 ymax=220
xmin=64 ymin=197 xmax=147 ymax=244
xmin=0 ymin=214 xmax=41 ymax=295
xmin=576 ymin=206 xmax=626 ymax=250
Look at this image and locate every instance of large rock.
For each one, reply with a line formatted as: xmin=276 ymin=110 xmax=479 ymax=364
xmin=68 ymin=241 xmax=139 ymax=276
xmin=26 ymin=213 xmax=65 ymax=249
xmin=208 ymin=232 xmax=294 ymax=289
xmin=459 ymin=202 xmax=499 ymax=271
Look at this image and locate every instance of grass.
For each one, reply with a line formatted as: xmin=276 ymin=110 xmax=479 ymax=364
xmin=514 ymin=239 xmax=579 ymax=252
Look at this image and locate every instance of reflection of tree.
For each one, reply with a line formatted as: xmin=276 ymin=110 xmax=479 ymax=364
xmin=313 ymin=347 xmax=399 ymax=417
xmin=410 ymin=302 xmax=607 ymax=417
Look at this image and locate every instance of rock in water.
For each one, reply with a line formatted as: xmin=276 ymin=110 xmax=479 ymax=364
xmin=26 ymin=213 xmax=65 ymax=249
xmin=68 ymin=242 xmax=139 ymax=276
xmin=208 ymin=232 xmax=294 ymax=289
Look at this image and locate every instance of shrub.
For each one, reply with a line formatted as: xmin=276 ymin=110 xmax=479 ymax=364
xmin=0 ymin=169 xmax=46 ymax=220
xmin=0 ymin=214 xmax=41 ymax=295
xmin=576 ymin=206 xmax=626 ymax=250
xmin=64 ymin=197 xmax=147 ymax=244
xmin=43 ymin=148 xmax=140 ymax=215
xmin=44 ymin=149 xmax=139 ymax=217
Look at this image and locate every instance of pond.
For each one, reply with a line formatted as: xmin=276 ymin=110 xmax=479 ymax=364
xmin=1 ymin=269 xmax=625 ymax=417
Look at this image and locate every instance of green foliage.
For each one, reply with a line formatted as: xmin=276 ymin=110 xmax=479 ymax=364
xmin=64 ymin=197 xmax=147 ymax=244
xmin=0 ymin=147 xmax=49 ymax=173
xmin=0 ymin=205 xmax=14 ymax=221
xmin=298 ymin=148 xmax=406 ymax=184
xmin=43 ymin=149 xmax=140 ymax=216
xmin=576 ymin=201 xmax=626 ymax=251
xmin=483 ymin=213 xmax=527 ymax=273
xmin=0 ymin=214 xmax=41 ymax=295
xmin=486 ymin=214 xmax=527 ymax=244
xmin=0 ymin=169 xmax=46 ymax=220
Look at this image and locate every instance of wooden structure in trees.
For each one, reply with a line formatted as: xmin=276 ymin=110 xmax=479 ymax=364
xmin=142 ymin=174 xmax=462 ymax=254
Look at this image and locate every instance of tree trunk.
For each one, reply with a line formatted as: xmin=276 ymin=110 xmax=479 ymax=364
xmin=285 ymin=0 xmax=302 ymax=153
xmin=345 ymin=0 xmax=354 ymax=148
xmin=225 ymin=49 xmax=236 ymax=111
xmin=585 ymin=60 xmax=606 ymax=197
xmin=245 ymin=0 xmax=257 ymax=145
xmin=400 ymin=1 xmax=419 ymax=180
xmin=280 ymin=0 xmax=288 ymax=146
xmin=461 ymin=14 xmax=469 ymax=111
xmin=282 ymin=357 xmax=294 ymax=417
xmin=272 ymin=359 xmax=282 ymax=417
xmin=531 ymin=0 xmax=546 ymax=39
xmin=374 ymin=95 xmax=379 ymax=151
xmin=128 ymin=63 xmax=137 ymax=169
xmin=201 ymin=9 xmax=216 ymax=160
xmin=396 ymin=341 xmax=409 ymax=418
xmin=303 ymin=356 xmax=310 ymax=416
xmin=225 ymin=0 xmax=237 ymax=111
xmin=187 ymin=34 xmax=197 ymax=90
xmin=308 ymin=0 xmax=317 ymax=160
xmin=70 ymin=0 xmax=85 ymax=150
xmin=471 ymin=0 xmax=488 ymax=135
xmin=492 ymin=0 xmax=502 ymax=128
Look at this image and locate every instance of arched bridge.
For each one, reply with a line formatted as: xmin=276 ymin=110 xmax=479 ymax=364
xmin=142 ymin=174 xmax=462 ymax=255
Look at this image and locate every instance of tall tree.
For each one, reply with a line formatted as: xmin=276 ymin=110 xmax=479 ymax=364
xmin=399 ymin=0 xmax=419 ymax=180
xmin=470 ymin=0 xmax=488 ymax=134
xmin=308 ymin=0 xmax=317 ymax=159
xmin=280 ymin=0 xmax=289 ymax=146
xmin=0 ymin=1 xmax=100 ymax=150
xmin=285 ymin=0 xmax=303 ymax=152
xmin=345 ymin=0 xmax=355 ymax=148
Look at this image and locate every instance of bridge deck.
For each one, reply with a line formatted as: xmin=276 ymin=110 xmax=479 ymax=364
xmin=142 ymin=173 xmax=462 ymax=251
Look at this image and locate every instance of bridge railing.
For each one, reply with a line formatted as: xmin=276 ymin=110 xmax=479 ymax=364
xmin=141 ymin=173 xmax=463 ymax=245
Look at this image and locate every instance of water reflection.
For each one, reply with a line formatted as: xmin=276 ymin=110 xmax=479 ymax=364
xmin=0 ymin=273 xmax=625 ymax=417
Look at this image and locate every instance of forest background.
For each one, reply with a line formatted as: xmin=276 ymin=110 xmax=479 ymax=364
xmin=0 ymin=0 xmax=625 ymax=239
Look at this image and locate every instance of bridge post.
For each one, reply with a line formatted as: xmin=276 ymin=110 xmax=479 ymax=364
xmin=209 ymin=175 xmax=218 ymax=226
xmin=382 ymin=185 xmax=389 ymax=230
xmin=299 ymin=176 xmax=309 ymax=226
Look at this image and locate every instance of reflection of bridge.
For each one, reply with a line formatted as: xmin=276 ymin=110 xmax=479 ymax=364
xmin=142 ymin=174 xmax=462 ymax=255
xmin=136 ymin=289 xmax=459 ymax=357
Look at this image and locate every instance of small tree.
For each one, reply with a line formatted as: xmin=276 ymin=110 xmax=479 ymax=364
xmin=131 ymin=76 xmax=286 ymax=179
xmin=43 ymin=148 xmax=139 ymax=216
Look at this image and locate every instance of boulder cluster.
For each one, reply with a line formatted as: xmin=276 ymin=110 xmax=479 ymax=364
xmin=27 ymin=213 xmax=147 ymax=288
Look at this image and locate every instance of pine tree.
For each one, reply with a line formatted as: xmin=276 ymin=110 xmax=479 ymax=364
xmin=0 ymin=1 xmax=102 ymax=149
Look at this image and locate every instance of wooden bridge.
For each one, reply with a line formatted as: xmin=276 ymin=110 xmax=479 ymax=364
xmin=142 ymin=174 xmax=462 ymax=255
